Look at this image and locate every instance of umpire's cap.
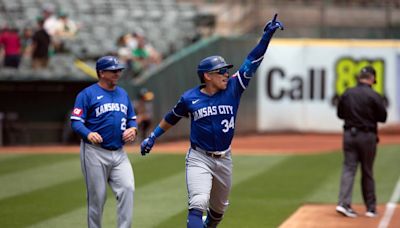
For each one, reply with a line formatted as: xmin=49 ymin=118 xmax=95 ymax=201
xmin=96 ymin=56 xmax=125 ymax=71
xmin=197 ymin=56 xmax=233 ymax=83
xmin=359 ymin=66 xmax=376 ymax=83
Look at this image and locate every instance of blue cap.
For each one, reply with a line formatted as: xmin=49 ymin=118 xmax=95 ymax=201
xmin=197 ymin=55 xmax=233 ymax=73
xmin=96 ymin=56 xmax=125 ymax=71
xmin=197 ymin=55 xmax=233 ymax=83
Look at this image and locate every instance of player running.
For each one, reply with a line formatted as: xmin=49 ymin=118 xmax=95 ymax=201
xmin=140 ymin=14 xmax=283 ymax=228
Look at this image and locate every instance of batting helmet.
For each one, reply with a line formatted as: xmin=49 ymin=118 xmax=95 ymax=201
xmin=96 ymin=56 xmax=125 ymax=71
xmin=197 ymin=56 xmax=233 ymax=83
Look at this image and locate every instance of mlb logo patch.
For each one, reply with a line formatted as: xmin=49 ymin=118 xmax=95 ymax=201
xmin=73 ymin=108 xmax=83 ymax=116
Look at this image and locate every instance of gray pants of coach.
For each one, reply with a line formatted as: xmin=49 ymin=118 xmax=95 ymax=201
xmin=81 ymin=142 xmax=135 ymax=228
xmin=338 ymin=130 xmax=377 ymax=211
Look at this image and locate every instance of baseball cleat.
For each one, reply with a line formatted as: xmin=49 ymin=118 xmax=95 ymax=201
xmin=365 ymin=210 xmax=377 ymax=218
xmin=202 ymin=215 xmax=207 ymax=227
xmin=336 ymin=205 xmax=357 ymax=218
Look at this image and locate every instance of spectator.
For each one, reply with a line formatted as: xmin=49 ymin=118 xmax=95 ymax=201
xmin=42 ymin=4 xmax=58 ymax=37
xmin=116 ymin=31 xmax=162 ymax=78
xmin=31 ymin=17 xmax=51 ymax=69
xmin=116 ymin=34 xmax=134 ymax=65
xmin=0 ymin=25 xmax=21 ymax=68
xmin=134 ymin=88 xmax=154 ymax=141
xmin=53 ymin=11 xmax=79 ymax=53
xmin=131 ymin=32 xmax=162 ymax=76
xmin=116 ymin=33 xmax=137 ymax=78
xmin=20 ymin=26 xmax=34 ymax=57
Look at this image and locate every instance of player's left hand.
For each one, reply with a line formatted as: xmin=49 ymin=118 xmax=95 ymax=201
xmin=140 ymin=134 xmax=156 ymax=156
xmin=123 ymin=127 xmax=137 ymax=143
xmin=264 ymin=13 xmax=284 ymax=32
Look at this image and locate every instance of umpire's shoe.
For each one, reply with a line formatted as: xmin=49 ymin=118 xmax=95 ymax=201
xmin=336 ymin=205 xmax=358 ymax=218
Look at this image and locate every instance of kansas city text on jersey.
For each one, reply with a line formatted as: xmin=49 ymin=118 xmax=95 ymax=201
xmin=192 ymin=105 xmax=233 ymax=121
xmin=95 ymin=103 xmax=128 ymax=117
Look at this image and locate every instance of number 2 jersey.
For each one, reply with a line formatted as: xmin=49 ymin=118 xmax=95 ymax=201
xmin=70 ymin=83 xmax=137 ymax=150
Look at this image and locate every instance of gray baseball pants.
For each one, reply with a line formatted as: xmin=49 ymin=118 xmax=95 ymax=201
xmin=186 ymin=148 xmax=233 ymax=214
xmin=81 ymin=142 xmax=135 ymax=228
xmin=338 ymin=130 xmax=377 ymax=211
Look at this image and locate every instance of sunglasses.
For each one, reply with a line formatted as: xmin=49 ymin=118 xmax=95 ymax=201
xmin=208 ymin=68 xmax=229 ymax=75
xmin=103 ymin=69 xmax=123 ymax=73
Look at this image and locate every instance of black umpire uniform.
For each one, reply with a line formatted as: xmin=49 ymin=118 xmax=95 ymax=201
xmin=336 ymin=66 xmax=387 ymax=217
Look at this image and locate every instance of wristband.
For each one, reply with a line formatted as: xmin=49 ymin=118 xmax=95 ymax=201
xmin=152 ymin=125 xmax=165 ymax=138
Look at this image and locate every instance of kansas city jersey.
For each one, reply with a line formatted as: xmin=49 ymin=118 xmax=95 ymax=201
xmin=168 ymin=28 xmax=270 ymax=151
xmin=71 ymin=83 xmax=137 ymax=150
xmin=172 ymin=70 xmax=254 ymax=151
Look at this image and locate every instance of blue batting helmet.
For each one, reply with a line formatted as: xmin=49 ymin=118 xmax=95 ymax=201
xmin=197 ymin=55 xmax=233 ymax=83
xmin=96 ymin=56 xmax=125 ymax=71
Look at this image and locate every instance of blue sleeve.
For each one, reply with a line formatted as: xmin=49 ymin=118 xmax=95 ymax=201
xmin=70 ymin=91 xmax=91 ymax=139
xmin=71 ymin=120 xmax=91 ymax=139
xmin=164 ymin=110 xmax=182 ymax=125
xmin=172 ymin=96 xmax=190 ymax=118
xmin=235 ymin=27 xmax=277 ymax=90
xmin=127 ymin=99 xmax=138 ymax=128
xmin=165 ymin=96 xmax=188 ymax=125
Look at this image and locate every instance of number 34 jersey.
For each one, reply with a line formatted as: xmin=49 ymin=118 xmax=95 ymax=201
xmin=172 ymin=73 xmax=249 ymax=152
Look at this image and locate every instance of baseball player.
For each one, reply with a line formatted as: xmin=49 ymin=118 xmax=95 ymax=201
xmin=70 ymin=56 xmax=138 ymax=228
xmin=140 ymin=14 xmax=283 ymax=228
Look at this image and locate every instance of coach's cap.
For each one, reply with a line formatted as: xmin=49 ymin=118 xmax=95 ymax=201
xmin=96 ymin=56 xmax=125 ymax=71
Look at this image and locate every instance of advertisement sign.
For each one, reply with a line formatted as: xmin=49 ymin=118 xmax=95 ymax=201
xmin=257 ymin=39 xmax=400 ymax=132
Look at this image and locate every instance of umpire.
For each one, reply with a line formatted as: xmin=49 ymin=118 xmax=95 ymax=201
xmin=336 ymin=66 xmax=387 ymax=218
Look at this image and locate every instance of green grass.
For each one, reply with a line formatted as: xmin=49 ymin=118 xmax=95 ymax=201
xmin=0 ymin=144 xmax=399 ymax=228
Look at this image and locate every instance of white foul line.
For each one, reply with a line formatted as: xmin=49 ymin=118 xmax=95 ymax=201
xmin=378 ymin=176 xmax=400 ymax=228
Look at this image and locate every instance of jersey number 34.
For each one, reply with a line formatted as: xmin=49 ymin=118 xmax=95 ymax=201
xmin=221 ymin=116 xmax=235 ymax=133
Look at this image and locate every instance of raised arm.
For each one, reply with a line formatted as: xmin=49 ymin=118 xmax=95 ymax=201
xmin=236 ymin=14 xmax=284 ymax=89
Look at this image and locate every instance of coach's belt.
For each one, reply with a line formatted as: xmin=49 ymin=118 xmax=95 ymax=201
xmin=102 ymin=146 xmax=120 ymax=151
xmin=191 ymin=144 xmax=230 ymax=158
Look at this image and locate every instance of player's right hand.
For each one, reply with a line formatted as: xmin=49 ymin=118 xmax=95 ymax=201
xmin=140 ymin=134 xmax=156 ymax=156
xmin=263 ymin=13 xmax=284 ymax=32
xmin=88 ymin=132 xmax=103 ymax=144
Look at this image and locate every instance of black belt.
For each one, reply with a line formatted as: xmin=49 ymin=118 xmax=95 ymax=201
xmin=102 ymin=146 xmax=120 ymax=151
xmin=191 ymin=144 xmax=229 ymax=158
xmin=344 ymin=126 xmax=377 ymax=133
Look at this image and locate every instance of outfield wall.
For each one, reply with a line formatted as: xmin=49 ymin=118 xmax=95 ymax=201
xmin=2 ymin=37 xmax=399 ymax=145
xmin=257 ymin=39 xmax=400 ymax=133
xmin=133 ymin=37 xmax=400 ymax=141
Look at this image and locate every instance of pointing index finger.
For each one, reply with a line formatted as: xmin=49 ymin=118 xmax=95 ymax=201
xmin=272 ymin=13 xmax=278 ymax=23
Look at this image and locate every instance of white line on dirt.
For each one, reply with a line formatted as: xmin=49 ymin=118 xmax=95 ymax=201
xmin=378 ymin=176 xmax=400 ymax=228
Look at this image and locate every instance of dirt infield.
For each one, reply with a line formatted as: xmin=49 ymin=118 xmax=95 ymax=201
xmin=279 ymin=204 xmax=400 ymax=228
xmin=0 ymin=133 xmax=399 ymax=154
